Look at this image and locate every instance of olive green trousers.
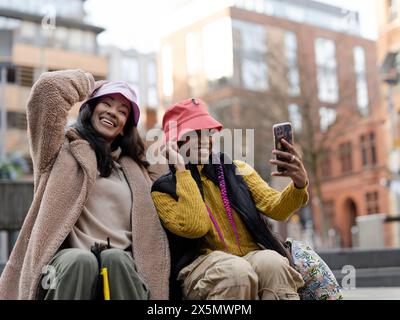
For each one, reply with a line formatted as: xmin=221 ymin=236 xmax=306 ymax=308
xmin=37 ymin=248 xmax=149 ymax=300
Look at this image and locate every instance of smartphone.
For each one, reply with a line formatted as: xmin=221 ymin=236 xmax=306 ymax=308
xmin=273 ymin=122 xmax=294 ymax=172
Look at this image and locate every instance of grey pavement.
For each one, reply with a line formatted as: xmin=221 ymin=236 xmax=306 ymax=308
xmin=343 ymin=287 xmax=400 ymax=300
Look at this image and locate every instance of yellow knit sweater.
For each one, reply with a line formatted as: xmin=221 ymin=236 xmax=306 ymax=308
xmin=151 ymin=160 xmax=309 ymax=257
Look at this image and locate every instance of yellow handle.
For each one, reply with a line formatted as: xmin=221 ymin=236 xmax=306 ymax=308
xmin=100 ymin=267 xmax=110 ymax=300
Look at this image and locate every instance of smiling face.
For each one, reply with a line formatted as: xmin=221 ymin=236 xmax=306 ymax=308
xmin=91 ymin=93 xmax=131 ymax=144
xmin=178 ymin=130 xmax=214 ymax=164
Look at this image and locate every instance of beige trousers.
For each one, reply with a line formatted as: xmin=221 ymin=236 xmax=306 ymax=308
xmin=178 ymin=250 xmax=305 ymax=300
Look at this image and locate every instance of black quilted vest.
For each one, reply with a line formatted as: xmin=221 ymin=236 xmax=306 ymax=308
xmin=151 ymin=153 xmax=290 ymax=300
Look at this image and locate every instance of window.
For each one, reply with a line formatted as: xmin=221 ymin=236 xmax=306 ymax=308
xmin=17 ymin=66 xmax=34 ymax=87
xmin=360 ymin=132 xmax=377 ymax=167
xmin=161 ymin=45 xmax=174 ymax=97
xmin=233 ymin=0 xmax=359 ymax=34
xmin=323 ymin=200 xmax=335 ymax=227
xmin=287 ymin=5 xmax=306 ymax=23
xmin=320 ymin=149 xmax=332 ymax=178
xmin=0 ymin=66 xmax=16 ymax=83
xmin=319 ymin=107 xmax=336 ymax=132
xmin=353 ymin=46 xmax=369 ymax=116
xmin=82 ymin=32 xmax=96 ymax=53
xmin=396 ymin=111 xmax=400 ymax=143
xmin=53 ymin=27 xmax=68 ymax=49
xmin=0 ymin=17 xmax=20 ymax=30
xmin=147 ymin=61 xmax=157 ymax=86
xmin=0 ymin=0 xmax=84 ymax=19
xmin=288 ymin=103 xmax=302 ymax=132
xmin=242 ymin=58 xmax=268 ymax=91
xmin=147 ymin=86 xmax=158 ymax=107
xmin=121 ymin=57 xmax=139 ymax=85
xmin=360 ymin=135 xmax=368 ymax=166
xmin=240 ymin=23 xmax=266 ymax=53
xmin=233 ymin=0 xmax=264 ymax=13
xmin=389 ymin=0 xmax=399 ymax=21
xmin=19 ymin=21 xmax=37 ymax=41
xmin=371 ymin=134 xmax=377 ymax=164
xmin=339 ymin=142 xmax=353 ymax=173
xmin=264 ymin=0 xmax=274 ymax=15
xmin=41 ymin=28 xmax=54 ymax=47
xmin=315 ymin=38 xmax=338 ymax=103
xmin=285 ymin=31 xmax=300 ymax=96
xmin=68 ymin=29 xmax=83 ymax=51
xmin=185 ymin=32 xmax=201 ymax=76
xmin=254 ymin=0 xmax=265 ymax=13
xmin=185 ymin=32 xmax=204 ymax=94
xmin=366 ymin=192 xmax=379 ymax=214
xmin=202 ymin=17 xmax=234 ymax=82
xmin=233 ymin=20 xmax=267 ymax=91
xmin=7 ymin=111 xmax=27 ymax=130
xmin=244 ymin=0 xmax=256 ymax=11
xmin=55 ymin=0 xmax=84 ymax=19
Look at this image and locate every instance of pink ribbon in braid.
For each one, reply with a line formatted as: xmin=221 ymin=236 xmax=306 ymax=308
xmin=216 ymin=164 xmax=243 ymax=254
xmin=205 ymin=204 xmax=229 ymax=252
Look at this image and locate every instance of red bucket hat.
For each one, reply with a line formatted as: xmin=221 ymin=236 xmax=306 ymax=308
xmin=162 ymin=98 xmax=222 ymax=141
xmin=80 ymin=81 xmax=140 ymax=126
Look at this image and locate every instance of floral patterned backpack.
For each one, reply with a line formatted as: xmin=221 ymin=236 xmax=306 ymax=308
xmin=286 ymin=238 xmax=343 ymax=300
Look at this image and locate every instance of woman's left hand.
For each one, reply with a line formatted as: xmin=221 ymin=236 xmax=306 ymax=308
xmin=270 ymin=139 xmax=309 ymax=189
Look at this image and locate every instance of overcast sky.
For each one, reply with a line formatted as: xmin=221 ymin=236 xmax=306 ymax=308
xmin=84 ymin=0 xmax=378 ymax=53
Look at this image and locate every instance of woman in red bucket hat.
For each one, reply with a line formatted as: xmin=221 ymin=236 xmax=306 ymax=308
xmin=151 ymin=97 xmax=309 ymax=300
xmin=0 ymin=70 xmax=169 ymax=300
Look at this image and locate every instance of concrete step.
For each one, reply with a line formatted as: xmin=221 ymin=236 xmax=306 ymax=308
xmin=2 ymin=250 xmax=400 ymax=287
xmin=317 ymin=248 xmax=400 ymax=270
xmin=343 ymin=287 xmax=400 ymax=300
xmin=332 ymin=267 xmax=400 ymax=287
xmin=1 ymin=265 xmax=399 ymax=288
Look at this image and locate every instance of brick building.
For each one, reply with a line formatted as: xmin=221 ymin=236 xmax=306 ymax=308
xmin=158 ymin=0 xmax=390 ymax=247
xmin=377 ymin=0 xmax=400 ymax=248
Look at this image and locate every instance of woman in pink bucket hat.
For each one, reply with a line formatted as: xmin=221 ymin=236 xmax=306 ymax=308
xmin=151 ymin=97 xmax=310 ymax=300
xmin=0 ymin=70 xmax=170 ymax=300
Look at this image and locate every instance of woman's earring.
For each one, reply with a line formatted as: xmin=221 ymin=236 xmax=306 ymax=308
xmin=120 ymin=132 xmax=124 ymax=136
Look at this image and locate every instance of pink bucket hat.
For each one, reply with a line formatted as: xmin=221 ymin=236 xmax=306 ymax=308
xmin=81 ymin=81 xmax=140 ymax=125
xmin=162 ymin=98 xmax=222 ymax=142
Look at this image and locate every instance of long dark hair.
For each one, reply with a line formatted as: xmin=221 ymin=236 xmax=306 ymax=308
xmin=74 ymin=99 xmax=149 ymax=177
xmin=181 ymin=153 xmax=293 ymax=263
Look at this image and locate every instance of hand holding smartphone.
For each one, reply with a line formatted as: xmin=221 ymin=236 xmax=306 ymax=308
xmin=273 ymin=122 xmax=294 ymax=172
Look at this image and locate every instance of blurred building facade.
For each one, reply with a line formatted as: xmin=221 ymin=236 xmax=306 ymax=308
xmin=159 ymin=0 xmax=389 ymax=247
xmin=103 ymin=46 xmax=160 ymax=135
xmin=0 ymin=0 xmax=107 ymax=173
xmin=378 ymin=0 xmax=400 ymax=248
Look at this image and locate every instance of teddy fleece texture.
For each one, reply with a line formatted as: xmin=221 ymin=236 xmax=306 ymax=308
xmin=0 ymin=69 xmax=170 ymax=300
